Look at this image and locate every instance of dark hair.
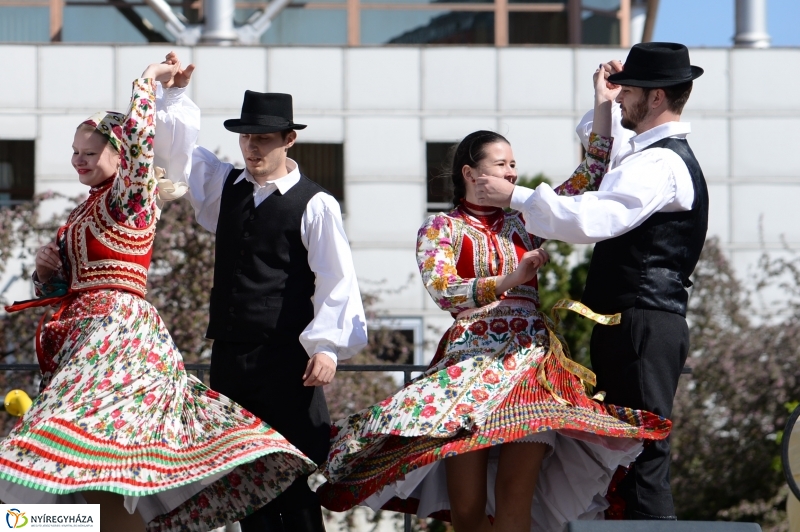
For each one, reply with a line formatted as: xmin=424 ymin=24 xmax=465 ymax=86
xmin=447 ymin=130 xmax=510 ymax=207
xmin=280 ymin=129 xmax=294 ymax=140
xmin=644 ymin=81 xmax=693 ymax=114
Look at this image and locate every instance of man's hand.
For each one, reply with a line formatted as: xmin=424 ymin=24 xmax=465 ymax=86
xmin=161 ymin=51 xmax=195 ymax=89
xmin=303 ymin=353 xmax=336 ymax=386
xmin=473 ymin=175 xmax=515 ymax=208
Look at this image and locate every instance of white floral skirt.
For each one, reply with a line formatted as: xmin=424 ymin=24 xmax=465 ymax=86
xmin=0 ymin=290 xmax=315 ymax=532
xmin=318 ymin=300 xmax=671 ymax=531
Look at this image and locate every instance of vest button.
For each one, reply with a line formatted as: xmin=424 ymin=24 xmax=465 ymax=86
xmin=249 ymin=215 xmax=255 ymax=220
xmin=226 ymin=325 xmax=233 ymax=331
xmin=236 ymin=268 xmax=242 ymax=274
xmin=228 ymin=306 xmax=234 ymax=312
xmin=244 ymin=231 xmax=250 ymax=237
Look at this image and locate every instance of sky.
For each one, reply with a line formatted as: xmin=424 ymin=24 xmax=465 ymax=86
xmin=652 ymin=0 xmax=800 ymax=47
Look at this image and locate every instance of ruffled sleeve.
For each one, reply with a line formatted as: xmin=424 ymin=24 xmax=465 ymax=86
xmin=108 ymin=78 xmax=158 ymax=229
xmin=417 ymin=214 xmax=498 ymax=313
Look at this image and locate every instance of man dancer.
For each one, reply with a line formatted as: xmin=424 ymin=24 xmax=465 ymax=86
xmin=473 ymin=42 xmax=707 ymax=520
xmin=155 ymin=56 xmax=367 ymax=531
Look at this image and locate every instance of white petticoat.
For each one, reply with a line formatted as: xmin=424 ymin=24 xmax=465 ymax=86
xmin=363 ymin=430 xmax=642 ymax=532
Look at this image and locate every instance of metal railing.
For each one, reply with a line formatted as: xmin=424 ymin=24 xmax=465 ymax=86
xmin=0 ymin=362 xmax=690 ymax=532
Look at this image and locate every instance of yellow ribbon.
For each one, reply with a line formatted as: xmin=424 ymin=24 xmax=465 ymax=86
xmin=535 ymin=299 xmax=620 ymax=406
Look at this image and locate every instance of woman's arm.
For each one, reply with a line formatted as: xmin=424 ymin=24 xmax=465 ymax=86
xmin=108 ymin=63 xmax=177 ymax=229
xmin=417 ymin=215 xmax=547 ymax=312
xmin=551 ymin=133 xmax=613 ymax=197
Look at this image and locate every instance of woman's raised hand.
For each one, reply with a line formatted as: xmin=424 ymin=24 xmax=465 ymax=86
xmin=35 ymin=241 xmax=62 ymax=283
xmin=141 ymin=61 xmax=180 ymax=84
xmin=161 ymin=51 xmax=195 ymax=89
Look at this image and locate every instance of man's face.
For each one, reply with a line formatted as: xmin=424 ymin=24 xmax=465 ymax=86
xmin=238 ymin=130 xmax=296 ymax=179
xmin=616 ymin=85 xmax=651 ymax=132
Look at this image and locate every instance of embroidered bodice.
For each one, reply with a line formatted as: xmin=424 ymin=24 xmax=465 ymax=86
xmin=416 ymin=133 xmax=612 ymax=316
xmin=50 ymin=79 xmax=158 ymax=299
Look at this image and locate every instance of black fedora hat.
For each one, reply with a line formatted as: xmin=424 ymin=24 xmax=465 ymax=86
xmin=224 ymin=91 xmax=307 ymax=134
xmin=608 ymin=42 xmax=704 ymax=88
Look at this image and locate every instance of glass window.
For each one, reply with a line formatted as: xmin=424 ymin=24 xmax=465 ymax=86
xmin=259 ymin=8 xmax=347 ymax=45
xmin=362 ymin=10 xmax=494 ymax=45
xmin=63 ymin=5 xmax=174 ymax=43
xmin=509 ymin=11 xmax=568 ymax=44
xmin=426 ymin=142 xmax=454 ymax=211
xmin=0 ymin=141 xmax=35 ymax=207
xmin=289 ymin=143 xmax=345 ymax=202
xmin=582 ymin=0 xmax=620 ymax=10
xmin=582 ymin=12 xmax=619 ymax=44
xmin=0 ymin=7 xmax=49 ymax=43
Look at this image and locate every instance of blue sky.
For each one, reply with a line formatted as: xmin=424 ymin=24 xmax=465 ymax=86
xmin=653 ymin=0 xmax=800 ymax=47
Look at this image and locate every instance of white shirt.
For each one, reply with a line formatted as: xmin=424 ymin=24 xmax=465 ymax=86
xmin=510 ymin=103 xmax=696 ymax=244
xmin=154 ymin=85 xmax=367 ymax=363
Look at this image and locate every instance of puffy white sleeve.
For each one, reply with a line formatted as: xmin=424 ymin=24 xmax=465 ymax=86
xmin=510 ymin=149 xmax=683 ymax=244
xmin=155 ymin=85 xmax=233 ymax=233
xmin=576 ymin=102 xmax=632 ymax=168
xmin=299 ymin=193 xmax=368 ymax=363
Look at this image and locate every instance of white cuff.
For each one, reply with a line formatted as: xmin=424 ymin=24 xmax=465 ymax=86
xmin=163 ymin=85 xmax=187 ymax=105
xmin=510 ymin=184 xmax=535 ymax=212
xmin=317 ymin=350 xmax=338 ymax=365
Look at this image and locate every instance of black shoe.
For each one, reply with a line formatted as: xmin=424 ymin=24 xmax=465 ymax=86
xmin=239 ymin=511 xmax=285 ymax=532
xmin=281 ymin=507 xmax=326 ymax=532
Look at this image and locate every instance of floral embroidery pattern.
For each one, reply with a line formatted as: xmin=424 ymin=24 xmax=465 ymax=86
xmin=318 ymin=133 xmax=671 ymax=517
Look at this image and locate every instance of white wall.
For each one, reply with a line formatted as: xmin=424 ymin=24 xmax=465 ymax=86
xmin=2 ymin=44 xmax=798 ymax=360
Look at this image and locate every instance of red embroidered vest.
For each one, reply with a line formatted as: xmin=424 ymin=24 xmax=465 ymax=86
xmin=60 ymin=178 xmax=155 ymax=298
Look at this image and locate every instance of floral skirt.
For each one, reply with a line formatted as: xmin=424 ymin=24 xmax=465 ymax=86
xmin=318 ymin=300 xmax=671 ymax=531
xmin=0 ymin=290 xmax=315 ymax=532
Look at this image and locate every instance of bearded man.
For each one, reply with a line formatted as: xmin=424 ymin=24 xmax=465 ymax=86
xmin=473 ymin=42 xmax=708 ymax=520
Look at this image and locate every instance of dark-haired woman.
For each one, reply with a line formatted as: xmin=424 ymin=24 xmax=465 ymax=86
xmin=0 ymin=62 xmax=315 ymax=532
xmin=316 ymin=69 xmax=671 ymax=531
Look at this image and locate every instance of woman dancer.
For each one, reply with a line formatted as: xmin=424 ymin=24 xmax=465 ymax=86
xmin=1 ymin=61 xmax=315 ymax=531
xmin=317 ymin=69 xmax=671 ymax=531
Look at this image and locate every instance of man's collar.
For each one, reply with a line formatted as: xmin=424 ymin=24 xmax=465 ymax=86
xmin=630 ymin=121 xmax=691 ymax=153
xmin=234 ymin=158 xmax=301 ymax=193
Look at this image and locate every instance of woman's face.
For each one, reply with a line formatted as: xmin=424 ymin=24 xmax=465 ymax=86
xmin=463 ymin=141 xmax=517 ymax=186
xmin=72 ymin=126 xmax=119 ymax=187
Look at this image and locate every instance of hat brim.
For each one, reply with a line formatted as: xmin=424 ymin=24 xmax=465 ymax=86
xmin=608 ymin=65 xmax=704 ymax=88
xmin=223 ymin=119 xmax=307 ymax=134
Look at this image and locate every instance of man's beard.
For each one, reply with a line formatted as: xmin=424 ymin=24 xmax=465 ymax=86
xmin=620 ymin=93 xmax=650 ymax=131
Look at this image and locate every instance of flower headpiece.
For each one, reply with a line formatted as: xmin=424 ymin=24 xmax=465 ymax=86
xmin=81 ymin=111 xmax=125 ymax=152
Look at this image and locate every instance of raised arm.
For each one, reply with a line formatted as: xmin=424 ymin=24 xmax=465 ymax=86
xmin=107 ymin=76 xmax=158 ymax=229
xmin=552 ymin=133 xmax=613 ymax=197
xmin=154 ymin=57 xmax=233 ymax=234
xmin=107 ymin=63 xmax=178 ymax=228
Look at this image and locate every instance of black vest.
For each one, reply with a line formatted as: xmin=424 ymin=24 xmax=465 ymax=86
xmin=207 ymin=169 xmax=326 ymax=342
xmin=581 ymin=137 xmax=709 ymax=317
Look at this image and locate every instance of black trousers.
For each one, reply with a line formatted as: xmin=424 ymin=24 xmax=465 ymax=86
xmin=210 ymin=339 xmax=331 ymax=529
xmin=590 ymin=307 xmax=689 ymax=519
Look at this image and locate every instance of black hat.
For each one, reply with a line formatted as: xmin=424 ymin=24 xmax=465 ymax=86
xmin=608 ymin=42 xmax=704 ymax=88
xmin=224 ymin=91 xmax=307 ymax=134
